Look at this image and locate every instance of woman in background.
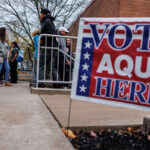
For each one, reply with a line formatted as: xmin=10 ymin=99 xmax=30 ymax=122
xmin=0 ymin=27 xmax=11 ymax=86
xmin=9 ymin=41 xmax=19 ymax=83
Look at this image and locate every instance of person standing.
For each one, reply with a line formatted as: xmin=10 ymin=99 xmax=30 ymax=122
xmin=58 ymin=27 xmax=69 ymax=81
xmin=40 ymin=9 xmax=57 ymax=47
xmin=39 ymin=8 xmax=59 ymax=82
xmin=9 ymin=41 xmax=19 ymax=83
xmin=32 ymin=29 xmax=40 ymax=86
xmin=58 ymin=27 xmax=69 ymax=52
xmin=65 ymin=38 xmax=74 ymax=82
xmin=0 ymin=27 xmax=11 ymax=87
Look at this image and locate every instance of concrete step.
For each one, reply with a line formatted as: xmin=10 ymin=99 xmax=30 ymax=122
xmin=31 ymin=87 xmax=71 ymax=95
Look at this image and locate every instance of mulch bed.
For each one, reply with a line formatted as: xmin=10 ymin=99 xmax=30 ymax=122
xmin=64 ymin=127 xmax=150 ymax=150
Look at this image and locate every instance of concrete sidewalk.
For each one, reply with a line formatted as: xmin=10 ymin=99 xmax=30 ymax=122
xmin=0 ymin=82 xmax=74 ymax=150
xmin=41 ymin=95 xmax=150 ymax=128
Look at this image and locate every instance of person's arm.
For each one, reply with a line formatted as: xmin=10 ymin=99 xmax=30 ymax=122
xmin=11 ymin=48 xmax=18 ymax=62
xmin=8 ymin=48 xmax=13 ymax=62
xmin=0 ymin=41 xmax=5 ymax=56
xmin=12 ymin=53 xmax=17 ymax=62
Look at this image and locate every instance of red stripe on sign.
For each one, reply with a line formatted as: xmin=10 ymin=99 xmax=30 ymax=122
xmin=83 ymin=29 xmax=143 ymax=34
xmin=133 ymin=30 xmax=142 ymax=34
xmin=83 ymin=29 xmax=104 ymax=33
xmin=84 ymin=21 xmax=150 ymax=25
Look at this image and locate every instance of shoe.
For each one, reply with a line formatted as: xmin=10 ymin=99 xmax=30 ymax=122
xmin=0 ymin=84 xmax=3 ymax=87
xmin=4 ymin=81 xmax=12 ymax=86
xmin=38 ymin=83 xmax=46 ymax=88
xmin=11 ymin=81 xmax=17 ymax=83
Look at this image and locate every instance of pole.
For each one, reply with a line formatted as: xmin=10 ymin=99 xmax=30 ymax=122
xmin=67 ymin=98 xmax=73 ymax=129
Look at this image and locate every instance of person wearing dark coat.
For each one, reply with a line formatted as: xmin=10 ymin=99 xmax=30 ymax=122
xmin=39 ymin=9 xmax=60 ymax=83
xmin=40 ymin=9 xmax=58 ymax=47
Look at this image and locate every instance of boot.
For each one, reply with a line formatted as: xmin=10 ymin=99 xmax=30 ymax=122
xmin=4 ymin=81 xmax=12 ymax=86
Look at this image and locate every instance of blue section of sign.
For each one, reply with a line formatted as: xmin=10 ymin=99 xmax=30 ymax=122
xmin=76 ymin=38 xmax=94 ymax=96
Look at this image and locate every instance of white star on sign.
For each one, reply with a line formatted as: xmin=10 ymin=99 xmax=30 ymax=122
xmin=80 ymin=85 xmax=87 ymax=93
xmin=81 ymin=73 xmax=88 ymax=82
xmin=85 ymin=41 xmax=92 ymax=49
xmin=84 ymin=52 xmax=90 ymax=60
xmin=82 ymin=63 xmax=89 ymax=71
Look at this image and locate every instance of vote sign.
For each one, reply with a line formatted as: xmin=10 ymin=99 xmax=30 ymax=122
xmin=71 ymin=18 xmax=150 ymax=111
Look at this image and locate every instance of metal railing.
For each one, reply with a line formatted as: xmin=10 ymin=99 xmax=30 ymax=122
xmin=35 ymin=34 xmax=77 ymax=88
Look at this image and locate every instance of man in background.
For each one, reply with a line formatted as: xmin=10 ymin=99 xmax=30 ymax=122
xmin=39 ymin=9 xmax=59 ymax=87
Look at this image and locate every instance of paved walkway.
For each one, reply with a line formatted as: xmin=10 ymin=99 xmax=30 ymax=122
xmin=1 ymin=82 xmax=150 ymax=150
xmin=41 ymin=95 xmax=150 ymax=128
xmin=0 ymin=82 xmax=74 ymax=150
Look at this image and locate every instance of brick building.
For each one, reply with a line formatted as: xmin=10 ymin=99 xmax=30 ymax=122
xmin=69 ymin=0 xmax=150 ymax=36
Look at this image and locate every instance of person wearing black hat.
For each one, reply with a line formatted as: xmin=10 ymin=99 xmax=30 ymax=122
xmin=40 ymin=8 xmax=57 ymax=46
xmin=39 ymin=8 xmax=60 ymax=84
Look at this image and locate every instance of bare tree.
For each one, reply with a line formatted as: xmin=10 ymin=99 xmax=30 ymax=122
xmin=0 ymin=0 xmax=91 ymax=63
xmin=0 ymin=0 xmax=91 ymax=47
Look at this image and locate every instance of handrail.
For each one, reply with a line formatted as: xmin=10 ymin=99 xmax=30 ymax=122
xmin=35 ymin=34 xmax=77 ymax=88
xmin=39 ymin=34 xmax=78 ymax=39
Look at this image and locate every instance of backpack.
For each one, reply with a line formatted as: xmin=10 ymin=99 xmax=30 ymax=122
xmin=17 ymin=49 xmax=24 ymax=62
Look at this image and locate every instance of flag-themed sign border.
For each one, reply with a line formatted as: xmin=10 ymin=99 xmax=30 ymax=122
xmin=71 ymin=17 xmax=150 ymax=111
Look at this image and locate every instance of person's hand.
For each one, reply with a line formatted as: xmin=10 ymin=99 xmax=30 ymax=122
xmin=40 ymin=39 xmax=42 ymax=44
xmin=66 ymin=60 xmax=70 ymax=65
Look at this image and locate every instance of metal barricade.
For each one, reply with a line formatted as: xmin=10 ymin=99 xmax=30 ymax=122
xmin=35 ymin=34 xmax=77 ymax=88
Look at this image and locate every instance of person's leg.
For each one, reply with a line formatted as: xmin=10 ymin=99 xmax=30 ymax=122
xmin=39 ymin=49 xmax=45 ymax=80
xmin=37 ymin=48 xmax=47 ymax=87
xmin=3 ymin=58 xmax=11 ymax=86
xmin=3 ymin=58 xmax=10 ymax=82
xmin=51 ymin=52 xmax=63 ymax=88
xmin=65 ymin=65 xmax=69 ymax=81
xmin=58 ymin=52 xmax=65 ymax=81
xmin=0 ymin=63 xmax=3 ymax=86
xmin=33 ymin=59 xmax=37 ymax=87
xmin=52 ymin=54 xmax=60 ymax=81
xmin=10 ymin=62 xmax=16 ymax=83
xmin=11 ymin=61 xmax=18 ymax=83
xmin=0 ymin=63 xmax=3 ymax=82
xmin=9 ymin=62 xmax=13 ymax=82
xmin=14 ymin=61 xmax=18 ymax=82
xmin=0 ymin=63 xmax=3 ymax=87
xmin=2 ymin=64 xmax=5 ymax=80
xmin=0 ymin=63 xmax=4 ymax=81
xmin=0 ymin=63 xmax=2 ymax=73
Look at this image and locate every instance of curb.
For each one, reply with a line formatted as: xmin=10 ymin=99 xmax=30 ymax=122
xmin=31 ymin=87 xmax=71 ymax=95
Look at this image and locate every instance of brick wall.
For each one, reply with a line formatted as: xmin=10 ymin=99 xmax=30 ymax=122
xmin=69 ymin=0 xmax=120 ymax=36
xmin=81 ymin=0 xmax=120 ymax=18
xmin=120 ymin=0 xmax=150 ymax=17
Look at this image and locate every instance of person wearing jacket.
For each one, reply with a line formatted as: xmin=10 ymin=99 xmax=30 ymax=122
xmin=40 ymin=9 xmax=58 ymax=47
xmin=0 ymin=27 xmax=11 ymax=87
xmin=39 ymin=8 xmax=60 ymax=84
xmin=57 ymin=27 xmax=69 ymax=81
xmin=32 ymin=29 xmax=40 ymax=86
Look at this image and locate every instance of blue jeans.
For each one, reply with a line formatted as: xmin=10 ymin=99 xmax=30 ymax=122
xmin=0 ymin=57 xmax=10 ymax=82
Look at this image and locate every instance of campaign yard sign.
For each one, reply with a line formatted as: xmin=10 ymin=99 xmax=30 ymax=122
xmin=71 ymin=18 xmax=150 ymax=111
